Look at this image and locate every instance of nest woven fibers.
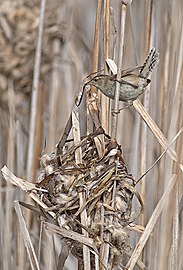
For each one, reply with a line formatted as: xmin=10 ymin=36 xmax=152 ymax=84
xmin=36 ymin=126 xmax=143 ymax=268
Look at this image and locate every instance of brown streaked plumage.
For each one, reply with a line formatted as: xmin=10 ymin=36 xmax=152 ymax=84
xmin=86 ymin=47 xmax=159 ymax=102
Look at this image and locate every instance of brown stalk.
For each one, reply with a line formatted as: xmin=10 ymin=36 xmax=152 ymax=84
xmin=5 ymin=80 xmax=15 ymax=270
xmin=140 ymin=0 xmax=153 ymax=234
xmin=100 ymin=0 xmax=110 ymax=133
xmin=125 ymin=175 xmax=177 ymax=270
xmin=111 ymin=2 xmax=127 ymax=139
xmin=72 ymin=111 xmax=91 ymax=270
xmin=26 ymin=0 xmax=46 ymax=181
xmin=87 ymin=0 xmax=102 ymax=133
xmin=47 ymin=39 xmax=62 ymax=152
xmin=14 ymin=201 xmax=40 ymax=270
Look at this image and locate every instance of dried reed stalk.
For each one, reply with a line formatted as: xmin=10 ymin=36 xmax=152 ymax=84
xmin=125 ymin=175 xmax=177 ymax=270
xmin=26 ymin=0 xmax=46 ymax=181
xmin=14 ymin=201 xmax=40 ymax=270
xmin=72 ymin=111 xmax=91 ymax=270
xmin=111 ymin=2 xmax=127 ymax=139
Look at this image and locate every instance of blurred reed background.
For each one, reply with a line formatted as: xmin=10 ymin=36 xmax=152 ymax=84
xmin=0 ymin=0 xmax=182 ymax=269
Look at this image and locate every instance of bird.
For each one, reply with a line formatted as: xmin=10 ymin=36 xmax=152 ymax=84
xmin=85 ymin=47 xmax=159 ymax=103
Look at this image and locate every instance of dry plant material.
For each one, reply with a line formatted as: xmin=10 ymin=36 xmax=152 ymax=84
xmin=1 ymin=126 xmax=143 ymax=269
xmin=0 ymin=1 xmax=66 ymax=107
xmin=1 ymin=113 xmax=144 ymax=269
xmin=34 ymin=126 xmax=143 ymax=269
xmin=14 ymin=201 xmax=40 ymax=270
xmin=2 ymin=127 xmax=143 ymax=269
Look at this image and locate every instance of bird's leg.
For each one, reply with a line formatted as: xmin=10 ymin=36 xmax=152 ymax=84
xmin=112 ymin=102 xmax=133 ymax=115
xmin=118 ymin=102 xmax=133 ymax=111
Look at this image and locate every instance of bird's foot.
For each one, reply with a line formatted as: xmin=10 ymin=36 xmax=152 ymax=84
xmin=112 ymin=102 xmax=133 ymax=115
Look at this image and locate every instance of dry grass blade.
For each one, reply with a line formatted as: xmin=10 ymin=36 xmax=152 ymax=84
xmin=137 ymin=127 xmax=183 ymax=183
xmin=133 ymin=99 xmax=183 ymax=172
xmin=125 ymin=175 xmax=177 ymax=270
xmin=43 ymin=221 xmax=97 ymax=253
xmin=72 ymin=111 xmax=91 ymax=270
xmin=14 ymin=201 xmax=40 ymax=270
xmin=57 ymin=241 xmax=72 ymax=270
xmin=1 ymin=166 xmax=55 ymax=218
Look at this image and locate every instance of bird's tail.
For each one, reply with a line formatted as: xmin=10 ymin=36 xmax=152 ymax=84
xmin=140 ymin=47 xmax=159 ymax=78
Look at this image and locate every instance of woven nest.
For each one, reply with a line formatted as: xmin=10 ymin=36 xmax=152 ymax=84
xmin=37 ymin=126 xmax=143 ymax=269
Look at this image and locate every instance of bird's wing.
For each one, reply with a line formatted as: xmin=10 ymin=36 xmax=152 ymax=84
xmin=121 ymin=66 xmax=143 ymax=76
xmin=110 ymin=76 xmax=139 ymax=89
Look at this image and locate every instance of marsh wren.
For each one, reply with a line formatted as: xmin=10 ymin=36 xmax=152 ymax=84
xmin=85 ymin=47 xmax=159 ymax=102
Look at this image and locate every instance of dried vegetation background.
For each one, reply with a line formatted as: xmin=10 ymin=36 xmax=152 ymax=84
xmin=0 ymin=0 xmax=183 ymax=270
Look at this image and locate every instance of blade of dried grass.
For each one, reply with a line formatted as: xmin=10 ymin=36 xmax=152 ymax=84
xmin=133 ymin=99 xmax=183 ymax=172
xmin=57 ymin=241 xmax=72 ymax=270
xmin=72 ymin=111 xmax=91 ymax=270
xmin=91 ymin=0 xmax=102 ymax=85
xmin=87 ymin=0 xmax=102 ymax=134
xmin=137 ymin=127 xmax=183 ymax=184
xmin=16 ymin=120 xmax=25 ymax=177
xmin=125 ymin=174 xmax=177 ymax=270
xmin=14 ymin=201 xmax=40 ymax=270
xmin=57 ymin=113 xmax=72 ymax=151
xmin=1 ymin=166 xmax=55 ymax=218
xmin=43 ymin=221 xmax=97 ymax=253
xmin=38 ymin=221 xmax=43 ymax=264
xmin=72 ymin=111 xmax=83 ymax=163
